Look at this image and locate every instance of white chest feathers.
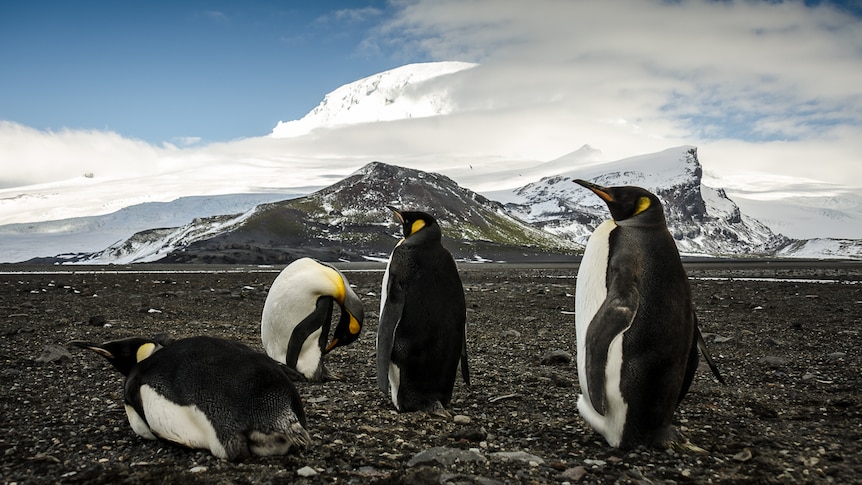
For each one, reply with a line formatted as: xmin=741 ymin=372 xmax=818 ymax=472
xmin=129 ymin=384 xmax=228 ymax=459
xmin=575 ymin=219 xmax=615 ymax=388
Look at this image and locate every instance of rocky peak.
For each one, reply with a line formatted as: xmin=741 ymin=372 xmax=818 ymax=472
xmin=506 ymin=146 xmax=787 ymax=256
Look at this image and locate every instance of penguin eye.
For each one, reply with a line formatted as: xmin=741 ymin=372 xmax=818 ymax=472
xmin=633 ymin=196 xmax=651 ymax=216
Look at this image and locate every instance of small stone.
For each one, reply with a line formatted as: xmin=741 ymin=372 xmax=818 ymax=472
xmin=34 ymin=344 xmax=72 ymax=363
xmin=189 ymin=466 xmax=207 ymax=473
xmin=561 ymin=466 xmax=587 ymax=481
xmin=453 ymin=414 xmax=471 ymax=424
xmin=761 ymin=356 xmax=788 ymax=367
xmin=501 ymin=329 xmax=521 ymax=339
xmin=733 ymin=448 xmax=753 ymax=462
xmin=296 ymin=466 xmax=318 ymax=477
xmin=407 ymin=446 xmax=487 ymax=467
xmin=541 ymin=350 xmax=573 ymax=365
xmin=550 ymin=373 xmax=574 ymax=387
xmin=88 ymin=315 xmax=107 ymax=327
xmin=827 ymin=352 xmax=847 ymax=361
xmin=492 ymin=451 xmax=545 ymax=465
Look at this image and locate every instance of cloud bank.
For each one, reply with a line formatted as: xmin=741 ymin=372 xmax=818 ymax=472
xmin=2 ymin=0 xmax=861 ymax=196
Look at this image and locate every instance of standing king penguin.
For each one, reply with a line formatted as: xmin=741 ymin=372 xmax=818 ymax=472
xmin=71 ymin=335 xmax=311 ymax=461
xmin=261 ymin=257 xmax=364 ymax=381
xmin=377 ymin=206 xmax=470 ymax=413
xmin=573 ymin=179 xmax=724 ymax=449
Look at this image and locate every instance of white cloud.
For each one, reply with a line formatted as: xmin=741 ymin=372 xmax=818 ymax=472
xmin=0 ymin=122 xmax=163 ymax=188
xmin=3 ymin=0 xmax=861 ymax=199
xmin=369 ymin=0 xmax=862 ymax=185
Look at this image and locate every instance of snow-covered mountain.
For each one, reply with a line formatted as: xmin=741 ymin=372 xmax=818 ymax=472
xmin=270 ymin=61 xmax=477 ymax=137
xmin=2 ymin=193 xmax=296 ymax=264
xmin=62 ymin=162 xmax=577 ymax=265
xmin=1 ymin=61 xmax=861 ymax=262
xmin=503 ymin=147 xmax=788 ymax=257
xmin=35 ymin=152 xmax=862 ymax=265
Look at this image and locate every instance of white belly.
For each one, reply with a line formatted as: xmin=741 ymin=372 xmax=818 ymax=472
xmin=138 ymin=385 xmax=228 ymax=459
xmin=388 ymin=363 xmax=401 ymax=411
xmin=575 ymin=219 xmax=615 ymax=406
xmin=294 ymin=328 xmax=323 ymax=379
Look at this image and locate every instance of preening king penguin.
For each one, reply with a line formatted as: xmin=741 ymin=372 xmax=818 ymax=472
xmin=71 ymin=336 xmax=311 ymax=461
xmin=573 ymin=179 xmax=724 ymax=450
xmin=377 ymin=206 xmax=470 ymax=413
xmin=261 ymin=257 xmax=365 ymax=381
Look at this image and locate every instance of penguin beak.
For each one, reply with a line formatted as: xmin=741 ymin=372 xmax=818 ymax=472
xmin=324 ymin=338 xmax=339 ymax=353
xmin=325 ymin=309 xmax=363 ymax=354
xmin=387 ymin=206 xmax=404 ymax=224
xmin=574 ymin=179 xmax=614 ymax=203
xmin=68 ymin=340 xmax=115 ymax=359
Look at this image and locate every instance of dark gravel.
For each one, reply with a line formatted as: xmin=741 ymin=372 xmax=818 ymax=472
xmin=1 ymin=261 xmax=861 ymax=484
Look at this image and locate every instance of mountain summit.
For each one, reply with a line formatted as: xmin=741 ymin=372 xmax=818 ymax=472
xmin=270 ymin=61 xmax=477 ymax=137
xmin=82 ymin=161 xmax=576 ymax=264
xmin=505 ymin=147 xmax=789 ymax=256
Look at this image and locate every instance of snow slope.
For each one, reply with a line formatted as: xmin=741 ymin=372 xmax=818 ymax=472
xmin=271 ymin=61 xmax=477 ymax=137
xmin=503 ymin=147 xmax=786 ymax=256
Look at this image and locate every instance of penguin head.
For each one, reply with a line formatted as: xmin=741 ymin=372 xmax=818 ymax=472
xmin=321 ymin=264 xmax=365 ymax=353
xmin=574 ymin=179 xmax=666 ymax=226
xmin=70 ymin=336 xmax=166 ymax=376
xmin=387 ymin=206 xmax=441 ymax=241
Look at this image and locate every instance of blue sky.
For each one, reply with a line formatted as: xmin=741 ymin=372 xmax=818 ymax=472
xmin=1 ymin=1 xmax=409 ymax=144
xmin=2 ymin=0 xmax=862 ymax=192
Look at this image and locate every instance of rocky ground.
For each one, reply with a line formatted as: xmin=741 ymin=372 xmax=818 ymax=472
xmin=1 ymin=261 xmax=860 ymax=484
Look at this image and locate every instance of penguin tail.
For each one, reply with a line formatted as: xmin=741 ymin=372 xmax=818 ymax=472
xmin=459 ymin=341 xmax=471 ymax=388
xmin=696 ymin=327 xmax=726 ymax=385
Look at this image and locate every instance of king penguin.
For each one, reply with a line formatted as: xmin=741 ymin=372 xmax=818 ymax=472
xmin=261 ymin=257 xmax=364 ymax=381
xmin=573 ymin=179 xmax=724 ymax=449
xmin=71 ymin=335 xmax=311 ymax=461
xmin=376 ymin=206 xmax=470 ymax=413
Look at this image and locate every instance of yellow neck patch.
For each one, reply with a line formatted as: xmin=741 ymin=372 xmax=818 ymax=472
xmin=349 ymin=314 xmax=361 ymax=334
xmin=409 ymin=219 xmax=426 ymax=235
xmin=136 ymin=343 xmax=157 ymax=362
xmin=633 ymin=196 xmax=651 ymax=216
xmin=323 ymin=266 xmax=346 ymax=303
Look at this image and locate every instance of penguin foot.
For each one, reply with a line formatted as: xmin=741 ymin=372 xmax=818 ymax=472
xmin=321 ymin=366 xmax=343 ymax=382
xmin=663 ymin=426 xmax=707 ymax=454
xmin=669 ymin=440 xmax=708 ymax=454
xmin=425 ymin=401 xmax=452 ymax=419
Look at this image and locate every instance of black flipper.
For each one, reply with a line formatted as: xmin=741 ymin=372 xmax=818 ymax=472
xmin=585 ymin=289 xmax=639 ymax=415
xmin=696 ymin=323 xmax=726 ymax=384
xmin=377 ymin=259 xmax=405 ymax=394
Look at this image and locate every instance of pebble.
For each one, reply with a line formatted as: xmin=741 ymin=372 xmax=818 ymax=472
xmin=561 ymin=466 xmax=587 ymax=481
xmin=540 ymin=349 xmax=573 ymax=365
xmin=88 ymin=315 xmax=107 ymax=327
xmin=761 ymin=356 xmax=788 ymax=367
xmin=407 ymin=446 xmax=487 ymax=467
xmin=827 ymin=352 xmax=846 ymax=361
xmin=492 ymin=451 xmax=545 ymax=465
xmin=34 ymin=343 xmax=72 ymax=363
xmin=453 ymin=414 xmax=471 ymax=425
xmin=733 ymin=449 xmax=753 ymax=462
xmin=297 ymin=466 xmax=318 ymax=477
xmin=189 ymin=466 xmax=207 ymax=473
